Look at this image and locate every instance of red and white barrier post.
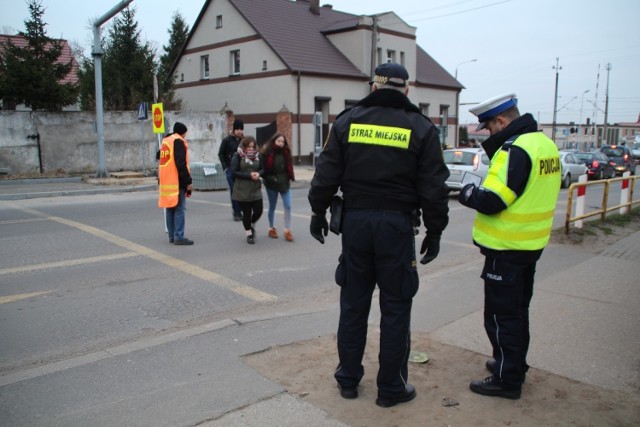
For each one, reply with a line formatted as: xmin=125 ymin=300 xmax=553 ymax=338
xmin=575 ymin=174 xmax=588 ymax=229
xmin=620 ymin=171 xmax=630 ymax=215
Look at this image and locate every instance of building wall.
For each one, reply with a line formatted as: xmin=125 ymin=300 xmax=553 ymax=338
xmin=0 ymin=111 xmax=226 ymax=174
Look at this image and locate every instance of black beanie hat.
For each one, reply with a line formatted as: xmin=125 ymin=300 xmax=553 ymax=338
xmin=232 ymin=119 xmax=244 ymax=130
xmin=173 ymin=122 xmax=188 ymax=135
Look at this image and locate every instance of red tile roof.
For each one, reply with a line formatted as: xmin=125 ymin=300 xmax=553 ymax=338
xmin=0 ymin=34 xmax=79 ymax=85
xmin=177 ymin=0 xmax=462 ymax=89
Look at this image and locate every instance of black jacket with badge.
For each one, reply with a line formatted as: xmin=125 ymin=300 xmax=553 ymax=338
xmin=308 ymin=88 xmax=449 ymax=235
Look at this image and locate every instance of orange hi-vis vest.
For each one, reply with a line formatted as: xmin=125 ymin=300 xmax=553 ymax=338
xmin=158 ymin=134 xmax=189 ymax=208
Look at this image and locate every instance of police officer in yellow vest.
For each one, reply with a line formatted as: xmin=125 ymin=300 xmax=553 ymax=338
xmin=459 ymin=93 xmax=560 ymax=399
xmin=158 ymin=122 xmax=194 ymax=245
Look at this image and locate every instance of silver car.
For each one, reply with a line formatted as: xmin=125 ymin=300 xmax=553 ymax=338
xmin=443 ymin=148 xmax=490 ymax=192
xmin=559 ymin=150 xmax=588 ymax=188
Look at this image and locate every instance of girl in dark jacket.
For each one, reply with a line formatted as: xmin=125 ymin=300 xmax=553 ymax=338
xmin=231 ymin=136 xmax=264 ymax=244
xmin=261 ymin=133 xmax=295 ymax=241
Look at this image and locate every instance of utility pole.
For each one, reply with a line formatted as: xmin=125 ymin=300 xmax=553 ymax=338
xmin=551 ymin=57 xmax=562 ymax=143
xmin=603 ymin=63 xmax=612 ymax=145
xmin=92 ymin=0 xmax=135 ymax=178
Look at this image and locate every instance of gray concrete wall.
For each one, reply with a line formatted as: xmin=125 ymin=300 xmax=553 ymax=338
xmin=0 ymin=111 xmax=226 ymax=175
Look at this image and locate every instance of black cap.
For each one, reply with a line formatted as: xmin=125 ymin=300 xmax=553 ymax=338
xmin=233 ymin=119 xmax=244 ymax=130
xmin=369 ymin=63 xmax=409 ymax=87
xmin=173 ymin=122 xmax=187 ymax=135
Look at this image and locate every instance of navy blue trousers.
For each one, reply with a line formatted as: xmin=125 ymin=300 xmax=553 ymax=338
xmin=334 ymin=210 xmax=419 ymax=397
xmin=482 ymin=256 xmax=536 ymax=388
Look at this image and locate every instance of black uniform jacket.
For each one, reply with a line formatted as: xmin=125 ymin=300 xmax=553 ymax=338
xmin=308 ymin=89 xmax=449 ymax=235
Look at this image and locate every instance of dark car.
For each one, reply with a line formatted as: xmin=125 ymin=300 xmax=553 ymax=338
xmin=575 ymin=151 xmax=616 ymax=180
xmin=599 ymin=145 xmax=635 ymax=175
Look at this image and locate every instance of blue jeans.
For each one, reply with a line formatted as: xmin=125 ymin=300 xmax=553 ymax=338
xmin=266 ymin=187 xmax=292 ymax=229
xmin=165 ymin=188 xmax=187 ymax=241
xmin=225 ymin=168 xmax=241 ymax=216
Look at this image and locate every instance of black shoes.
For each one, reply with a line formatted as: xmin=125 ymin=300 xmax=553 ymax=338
xmin=469 ymin=376 xmax=521 ymax=400
xmin=247 ymin=235 xmax=255 ymax=244
xmin=338 ymin=385 xmax=358 ymax=399
xmin=375 ymin=384 xmax=416 ymax=408
xmin=174 ymin=238 xmax=194 ymax=245
xmin=485 ymin=359 xmax=526 ymax=383
xmin=233 ymin=213 xmax=242 ymax=222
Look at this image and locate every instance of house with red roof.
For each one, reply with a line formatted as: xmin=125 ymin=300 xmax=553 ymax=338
xmin=170 ymin=0 xmax=463 ymax=160
xmin=0 ymin=34 xmax=79 ymax=111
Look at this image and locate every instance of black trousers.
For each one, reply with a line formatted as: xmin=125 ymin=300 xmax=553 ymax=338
xmin=482 ymin=255 xmax=536 ymax=388
xmin=238 ymin=199 xmax=263 ymax=231
xmin=334 ymin=210 xmax=418 ymax=397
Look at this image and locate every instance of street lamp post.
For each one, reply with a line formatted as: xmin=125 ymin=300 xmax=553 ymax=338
xmin=455 ymin=58 xmax=477 ymax=80
xmin=454 ymin=59 xmax=477 ymax=147
xmin=551 ymin=57 xmax=562 ymax=143
xmin=578 ymin=89 xmax=590 ymax=149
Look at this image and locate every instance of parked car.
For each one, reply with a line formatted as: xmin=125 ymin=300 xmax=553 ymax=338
xmin=559 ymin=150 xmax=588 ymax=188
xmin=630 ymin=142 xmax=640 ymax=164
xmin=599 ymin=145 xmax=635 ymax=175
xmin=443 ymin=148 xmax=490 ymax=192
xmin=574 ymin=151 xmax=616 ymax=180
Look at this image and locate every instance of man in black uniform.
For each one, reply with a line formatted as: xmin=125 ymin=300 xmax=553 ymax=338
xmin=218 ymin=119 xmax=245 ymax=221
xmin=308 ymin=63 xmax=449 ymax=408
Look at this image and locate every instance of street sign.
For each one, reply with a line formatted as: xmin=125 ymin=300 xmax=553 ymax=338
xmin=152 ymin=103 xmax=165 ymax=134
xmin=137 ymin=102 xmax=147 ymax=120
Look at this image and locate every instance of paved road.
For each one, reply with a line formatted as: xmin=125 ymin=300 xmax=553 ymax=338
xmin=0 ymin=171 xmax=638 ymax=426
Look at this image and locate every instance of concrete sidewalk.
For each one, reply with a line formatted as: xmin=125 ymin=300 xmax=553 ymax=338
xmin=0 ymin=166 xmax=317 ymax=200
xmin=203 ymin=230 xmax=640 ymax=426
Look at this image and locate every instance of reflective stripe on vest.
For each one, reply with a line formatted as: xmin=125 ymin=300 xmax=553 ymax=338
xmin=158 ymin=134 xmax=189 ymax=208
xmin=472 ymin=132 xmax=561 ymax=250
xmin=348 ymin=123 xmax=411 ymax=149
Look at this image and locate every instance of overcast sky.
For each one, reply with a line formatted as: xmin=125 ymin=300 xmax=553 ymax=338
xmin=2 ymin=0 xmax=639 ymax=127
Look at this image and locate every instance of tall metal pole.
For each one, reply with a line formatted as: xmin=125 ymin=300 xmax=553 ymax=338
xmin=603 ymin=63 xmax=612 ymax=145
xmin=454 ymin=59 xmax=477 ymax=148
xmin=578 ymin=89 xmax=590 ymax=149
xmin=552 ymin=57 xmax=562 ymax=143
xmin=92 ymin=0 xmax=135 ymax=178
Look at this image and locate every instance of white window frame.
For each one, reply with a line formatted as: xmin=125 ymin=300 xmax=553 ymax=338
xmin=201 ymin=55 xmax=210 ymax=79
xmin=231 ymin=50 xmax=240 ymax=75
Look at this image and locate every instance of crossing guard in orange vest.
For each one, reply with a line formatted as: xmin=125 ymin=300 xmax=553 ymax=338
xmin=158 ymin=122 xmax=194 ymax=245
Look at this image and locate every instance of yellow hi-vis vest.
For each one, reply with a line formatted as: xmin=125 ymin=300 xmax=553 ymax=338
xmin=473 ymin=132 xmax=561 ymax=251
xmin=158 ymin=134 xmax=189 ymax=208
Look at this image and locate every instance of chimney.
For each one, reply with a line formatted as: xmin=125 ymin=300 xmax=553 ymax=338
xmin=322 ymin=4 xmax=333 ymax=10
xmin=310 ymin=0 xmax=320 ymax=15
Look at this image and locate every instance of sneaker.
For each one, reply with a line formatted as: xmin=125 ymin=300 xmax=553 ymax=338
xmin=233 ymin=214 xmax=242 ymax=222
xmin=375 ymin=384 xmax=416 ymax=408
xmin=174 ymin=238 xmax=194 ymax=246
xmin=284 ymin=229 xmax=294 ymax=242
xmin=469 ymin=376 xmax=521 ymax=400
xmin=337 ymin=384 xmax=358 ymax=399
xmin=169 ymin=239 xmax=174 ymax=244
xmin=268 ymin=227 xmax=278 ymax=238
xmin=247 ymin=235 xmax=255 ymax=244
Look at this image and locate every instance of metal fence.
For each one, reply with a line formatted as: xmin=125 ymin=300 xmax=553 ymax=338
xmin=564 ymin=175 xmax=639 ymax=234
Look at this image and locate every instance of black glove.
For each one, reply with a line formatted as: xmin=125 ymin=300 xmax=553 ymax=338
xmin=310 ymin=212 xmax=329 ymax=244
xmin=458 ymin=183 xmax=476 ymax=205
xmin=420 ymin=233 xmax=441 ymax=265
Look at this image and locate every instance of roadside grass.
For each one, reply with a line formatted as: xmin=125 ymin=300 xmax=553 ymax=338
xmin=550 ymin=206 xmax=640 ymax=249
